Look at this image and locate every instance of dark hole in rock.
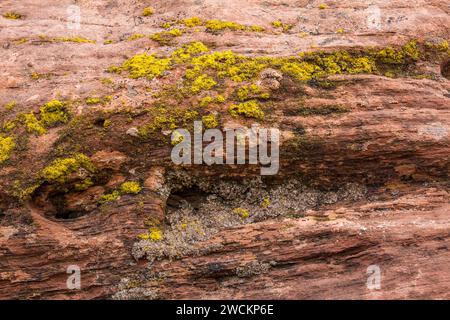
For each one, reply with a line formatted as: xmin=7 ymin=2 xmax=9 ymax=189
xmin=442 ymin=60 xmax=450 ymax=80
xmin=50 ymin=192 xmax=89 ymax=220
xmin=166 ymin=186 xmax=209 ymax=211
xmin=94 ymin=118 xmax=106 ymax=127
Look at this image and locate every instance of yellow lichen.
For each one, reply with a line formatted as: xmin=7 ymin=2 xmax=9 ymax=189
xmin=3 ymin=12 xmax=22 ymax=19
xmin=182 ymin=17 xmax=202 ymax=27
xmin=202 ymin=114 xmax=219 ymax=128
xmin=120 ymin=181 xmax=142 ymax=194
xmin=171 ymin=131 xmax=184 ymax=145
xmin=55 ymin=36 xmax=96 ymax=44
xmin=190 ymin=74 xmax=217 ymax=94
xmin=138 ymin=227 xmax=163 ymax=241
xmin=22 ymin=113 xmax=46 ymax=135
xmin=39 ymin=100 xmax=69 ymax=127
xmin=271 ymin=20 xmax=293 ymax=32
xmin=127 ymin=34 xmax=145 ymax=41
xmin=74 ymin=178 xmax=94 ymax=191
xmin=41 ymin=153 xmax=95 ymax=183
xmin=100 ymin=190 xmax=120 ymax=203
xmin=233 ymin=207 xmax=250 ymax=219
xmin=229 ymin=100 xmax=264 ymax=119
xmin=142 ymin=7 xmax=154 ymax=17
xmin=260 ymin=197 xmax=270 ymax=208
xmin=0 ymin=135 xmax=15 ymax=164
xmin=120 ymin=54 xmax=171 ymax=79
xmin=236 ymin=84 xmax=261 ymax=101
xmin=4 ymin=101 xmax=16 ymax=111
xmin=150 ymin=29 xmax=183 ymax=45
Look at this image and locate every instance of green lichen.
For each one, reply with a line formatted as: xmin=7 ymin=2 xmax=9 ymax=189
xmin=0 ymin=135 xmax=15 ymax=164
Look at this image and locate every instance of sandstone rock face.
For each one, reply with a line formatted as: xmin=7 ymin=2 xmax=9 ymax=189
xmin=0 ymin=1 xmax=449 ymax=299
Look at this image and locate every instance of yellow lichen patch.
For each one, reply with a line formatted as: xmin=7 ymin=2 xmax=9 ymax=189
xmin=229 ymin=100 xmax=264 ymax=120
xmin=13 ymin=38 xmax=28 ymax=45
xmin=41 ymin=153 xmax=95 ymax=184
xmin=260 ymin=197 xmax=270 ymax=208
xmin=120 ymin=181 xmax=142 ymax=194
xmin=0 ymin=135 xmax=15 ymax=164
xmin=319 ymin=4 xmax=328 ymax=9
xmin=127 ymin=34 xmax=145 ymax=41
xmin=142 ymin=7 xmax=154 ymax=17
xmin=190 ymin=74 xmax=217 ymax=94
xmin=2 ymin=120 xmax=16 ymax=132
xmin=100 ymin=190 xmax=120 ymax=203
xmin=271 ymin=20 xmax=293 ymax=32
xmin=39 ymin=100 xmax=69 ymax=127
xmin=3 ymin=12 xmax=22 ymax=19
xmin=236 ymin=84 xmax=261 ymax=101
xmin=138 ymin=227 xmax=163 ymax=241
xmin=204 ymin=19 xmax=262 ymax=33
xmin=85 ymin=96 xmax=112 ymax=105
xmin=22 ymin=113 xmax=46 ymax=135
xmin=120 ymin=54 xmax=171 ymax=79
xmin=202 ymin=113 xmax=219 ymax=128
xmin=182 ymin=17 xmax=202 ymax=27
xmin=103 ymin=119 xmax=112 ymax=130
xmin=150 ymin=29 xmax=183 ymax=45
xmin=233 ymin=207 xmax=250 ymax=219
xmin=4 ymin=101 xmax=16 ymax=111
xmin=425 ymin=39 xmax=449 ymax=51
xmin=281 ymin=61 xmax=320 ymax=81
xmin=171 ymin=130 xmax=184 ymax=145
xmin=74 ymin=178 xmax=94 ymax=191
xmin=402 ymin=40 xmax=420 ymax=61
xmin=171 ymin=43 xmax=207 ymax=64
xmin=54 ymin=36 xmax=96 ymax=44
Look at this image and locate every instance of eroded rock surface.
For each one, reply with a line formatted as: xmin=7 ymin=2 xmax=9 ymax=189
xmin=0 ymin=0 xmax=449 ymax=299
